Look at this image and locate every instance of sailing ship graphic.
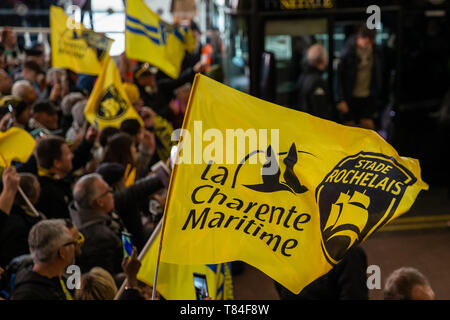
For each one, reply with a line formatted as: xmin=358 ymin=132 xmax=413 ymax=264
xmin=323 ymin=190 xmax=370 ymax=252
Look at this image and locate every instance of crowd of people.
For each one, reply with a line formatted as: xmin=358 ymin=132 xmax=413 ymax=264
xmin=0 ymin=21 xmax=435 ymax=301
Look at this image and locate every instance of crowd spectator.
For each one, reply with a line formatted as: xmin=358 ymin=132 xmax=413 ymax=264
xmin=337 ymin=25 xmax=386 ymax=130
xmin=295 ymin=44 xmax=333 ymax=120
xmin=384 ymin=267 xmax=435 ymax=300
xmin=11 ymin=219 xmax=77 ymax=300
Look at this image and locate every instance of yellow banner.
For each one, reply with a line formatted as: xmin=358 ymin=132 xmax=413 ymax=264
xmin=50 ymin=6 xmax=112 ymax=75
xmin=137 ymin=227 xmax=233 ymax=300
xmin=159 ymin=74 xmax=429 ymax=294
xmin=125 ymin=0 xmax=195 ymax=79
xmin=0 ymin=127 xmax=36 ymax=166
xmin=84 ymin=56 xmax=143 ymax=131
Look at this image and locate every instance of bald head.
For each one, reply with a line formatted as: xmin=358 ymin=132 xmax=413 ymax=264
xmin=307 ymin=44 xmax=328 ymax=70
xmin=11 ymin=80 xmax=37 ymax=105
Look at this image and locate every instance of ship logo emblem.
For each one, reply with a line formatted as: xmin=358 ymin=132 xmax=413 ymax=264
xmin=316 ymin=152 xmax=417 ymax=265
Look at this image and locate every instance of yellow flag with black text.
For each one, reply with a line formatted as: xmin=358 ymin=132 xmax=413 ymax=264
xmin=125 ymin=0 xmax=195 ymax=79
xmin=84 ymin=56 xmax=143 ymax=130
xmin=137 ymin=226 xmax=233 ymax=300
xmin=50 ymin=5 xmax=113 ymax=75
xmin=0 ymin=127 xmax=35 ymax=167
xmin=159 ymin=74 xmax=429 ymax=294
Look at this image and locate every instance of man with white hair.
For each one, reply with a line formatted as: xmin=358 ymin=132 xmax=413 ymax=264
xmin=11 ymin=219 xmax=77 ymax=300
xmin=295 ymin=43 xmax=333 ymax=120
xmin=11 ymin=80 xmax=38 ymax=106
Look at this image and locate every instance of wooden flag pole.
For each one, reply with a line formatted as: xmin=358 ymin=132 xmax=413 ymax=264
xmin=0 ymin=153 xmax=40 ymax=218
xmin=150 ymin=73 xmax=200 ymax=300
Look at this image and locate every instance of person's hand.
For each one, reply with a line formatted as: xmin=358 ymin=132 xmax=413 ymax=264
xmin=122 ymin=247 xmax=141 ymax=288
xmin=85 ymin=125 xmax=98 ymax=143
xmin=141 ymin=129 xmax=156 ymax=155
xmin=0 ymin=113 xmax=13 ymax=132
xmin=337 ymin=101 xmax=349 ymax=114
xmin=140 ymin=106 xmax=156 ymax=128
xmin=49 ymin=83 xmax=62 ymax=102
xmin=193 ymin=60 xmax=208 ymax=73
xmin=2 ymin=166 xmax=20 ymax=194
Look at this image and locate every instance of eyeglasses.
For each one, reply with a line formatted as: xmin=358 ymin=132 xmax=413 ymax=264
xmin=95 ymin=187 xmax=113 ymax=200
xmin=63 ymin=232 xmax=85 ymax=247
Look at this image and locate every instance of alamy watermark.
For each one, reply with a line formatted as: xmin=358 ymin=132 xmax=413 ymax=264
xmin=366 ymin=5 xmax=381 ymax=30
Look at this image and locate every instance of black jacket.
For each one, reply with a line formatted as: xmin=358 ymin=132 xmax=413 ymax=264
xmin=69 ymin=205 xmax=124 ymax=275
xmin=296 ymin=64 xmax=334 ymax=120
xmin=11 ymin=270 xmax=66 ymax=300
xmin=276 ymin=246 xmax=368 ymax=300
xmin=337 ymin=35 xmax=386 ymax=105
xmin=36 ymin=175 xmax=73 ymax=220
xmin=113 ymin=173 xmax=165 ymax=251
xmin=0 ymin=205 xmax=42 ymax=268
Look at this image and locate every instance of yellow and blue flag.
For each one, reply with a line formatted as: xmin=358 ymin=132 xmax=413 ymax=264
xmin=125 ymin=0 xmax=195 ymax=79
xmin=158 ymin=74 xmax=429 ymax=294
xmin=84 ymin=56 xmax=143 ymax=131
xmin=137 ymin=227 xmax=233 ymax=300
xmin=50 ymin=6 xmax=113 ymax=75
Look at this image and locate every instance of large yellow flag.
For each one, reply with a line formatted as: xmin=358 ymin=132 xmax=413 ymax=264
xmin=125 ymin=0 xmax=195 ymax=79
xmin=0 ymin=127 xmax=35 ymax=166
xmin=84 ymin=56 xmax=143 ymax=130
xmin=50 ymin=6 xmax=113 ymax=75
xmin=137 ymin=227 xmax=233 ymax=300
xmin=159 ymin=74 xmax=429 ymax=294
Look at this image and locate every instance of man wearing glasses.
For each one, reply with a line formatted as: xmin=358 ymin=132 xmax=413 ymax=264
xmin=11 ymin=219 xmax=78 ymax=300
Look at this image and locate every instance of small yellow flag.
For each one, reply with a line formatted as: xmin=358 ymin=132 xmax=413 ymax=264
xmin=50 ymin=6 xmax=113 ymax=75
xmin=159 ymin=74 xmax=429 ymax=294
xmin=84 ymin=56 xmax=143 ymax=131
xmin=125 ymin=0 xmax=195 ymax=79
xmin=137 ymin=226 xmax=233 ymax=300
xmin=0 ymin=127 xmax=36 ymax=166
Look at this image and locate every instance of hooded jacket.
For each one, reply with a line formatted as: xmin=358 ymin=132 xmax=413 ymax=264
xmin=69 ymin=204 xmax=123 ymax=275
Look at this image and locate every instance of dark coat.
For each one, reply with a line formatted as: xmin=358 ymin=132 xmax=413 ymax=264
xmin=276 ymin=246 xmax=368 ymax=300
xmin=11 ymin=270 xmax=66 ymax=300
xmin=69 ymin=205 xmax=124 ymax=275
xmin=138 ymin=67 xmax=196 ymax=119
xmin=0 ymin=205 xmax=42 ymax=268
xmin=296 ymin=64 xmax=334 ymax=120
xmin=113 ymin=173 xmax=165 ymax=251
xmin=35 ymin=175 xmax=73 ymax=220
xmin=337 ymin=35 xmax=386 ymax=105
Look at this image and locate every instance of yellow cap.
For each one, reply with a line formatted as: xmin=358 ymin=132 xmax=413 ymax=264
xmin=123 ymin=82 xmax=140 ymax=105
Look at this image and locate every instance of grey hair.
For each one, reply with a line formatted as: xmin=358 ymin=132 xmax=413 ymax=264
xmin=73 ymin=173 xmax=103 ymax=209
xmin=11 ymin=80 xmax=32 ymax=99
xmin=306 ymin=44 xmax=327 ymax=67
xmin=28 ymin=219 xmax=71 ymax=264
xmin=384 ymin=267 xmax=430 ymax=300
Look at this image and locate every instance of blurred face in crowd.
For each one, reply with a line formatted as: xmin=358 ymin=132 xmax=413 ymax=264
xmin=67 ymin=225 xmax=83 ymax=257
xmin=30 ymin=177 xmax=41 ymax=205
xmin=33 ymin=111 xmax=58 ymax=130
xmin=2 ymin=28 xmax=17 ymax=48
xmin=93 ymin=178 xmax=115 ymax=214
xmin=411 ymin=284 xmax=435 ymax=300
xmin=137 ymin=74 xmax=156 ymax=89
xmin=356 ymin=35 xmax=374 ymax=51
xmin=59 ymin=227 xmax=76 ymax=267
xmin=16 ymin=107 xmax=31 ymax=127
xmin=23 ymin=84 xmax=38 ymax=105
xmin=23 ymin=67 xmax=38 ymax=83
xmin=53 ymin=143 xmax=73 ymax=176
xmin=0 ymin=70 xmax=12 ymax=94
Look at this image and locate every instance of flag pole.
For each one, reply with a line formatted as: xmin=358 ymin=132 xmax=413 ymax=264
xmin=150 ymin=73 xmax=201 ymax=300
xmin=0 ymin=153 xmax=40 ymax=218
xmin=114 ymin=218 xmax=162 ymax=300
